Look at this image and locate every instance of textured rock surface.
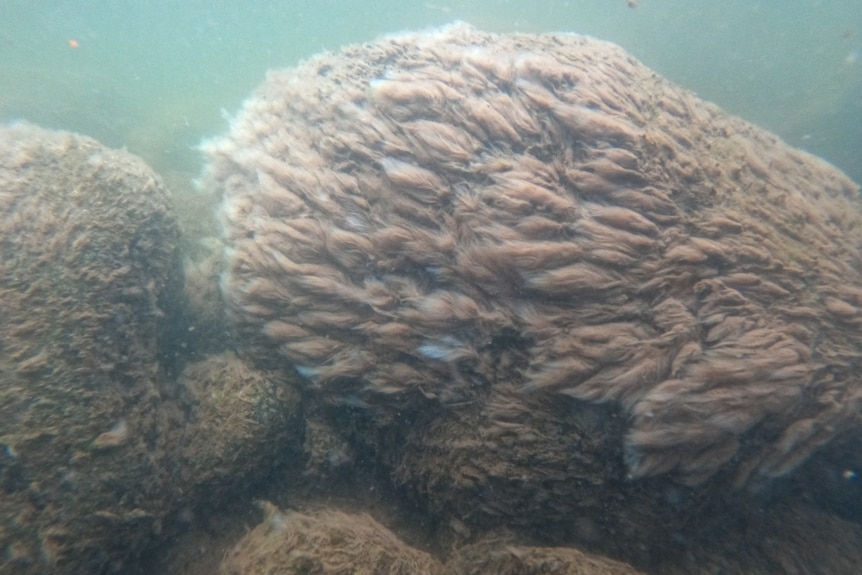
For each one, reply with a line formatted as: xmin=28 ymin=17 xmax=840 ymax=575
xmin=218 ymin=504 xmax=646 ymax=575
xmin=653 ymin=501 xmax=862 ymax=575
xmin=449 ymin=538 xmax=647 ymax=575
xmin=0 ymin=123 xmax=181 ymax=573
xmin=219 ymin=504 xmax=446 ymax=575
xmin=203 ymin=23 xmax=862 ymax=565
xmin=158 ymin=352 xmax=302 ymax=503
xmin=0 ymin=124 xmax=301 ymax=574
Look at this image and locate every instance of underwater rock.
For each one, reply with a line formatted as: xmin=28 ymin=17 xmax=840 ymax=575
xmin=219 ymin=503 xmax=445 ymax=575
xmin=0 ymin=122 xmax=181 ymax=573
xmin=0 ymin=124 xmax=301 ymax=574
xmin=161 ymin=352 xmax=302 ymax=500
xmin=449 ymin=537 xmax=647 ymax=575
xmin=652 ymin=501 xmax=862 ymax=574
xmin=203 ymin=23 xmax=862 ymax=565
xmin=218 ymin=502 xmax=651 ymax=575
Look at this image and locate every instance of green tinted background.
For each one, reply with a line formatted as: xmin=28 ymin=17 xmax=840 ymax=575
xmin=1 ymin=0 xmax=860 ymax=183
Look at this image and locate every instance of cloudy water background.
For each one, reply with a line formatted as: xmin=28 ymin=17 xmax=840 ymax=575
xmin=1 ymin=0 xmax=860 ymax=188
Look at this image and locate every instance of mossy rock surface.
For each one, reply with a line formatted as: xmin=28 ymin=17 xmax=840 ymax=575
xmin=202 ymin=24 xmax=862 ymax=566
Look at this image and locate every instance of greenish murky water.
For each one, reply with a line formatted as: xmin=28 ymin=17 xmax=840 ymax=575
xmin=2 ymin=0 xmax=860 ymax=182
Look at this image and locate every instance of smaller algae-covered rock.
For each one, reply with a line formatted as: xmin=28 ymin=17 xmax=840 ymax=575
xmin=219 ymin=504 xmax=445 ymax=575
xmin=449 ymin=538 xmax=647 ymax=575
xmin=164 ymin=352 xmax=301 ymax=495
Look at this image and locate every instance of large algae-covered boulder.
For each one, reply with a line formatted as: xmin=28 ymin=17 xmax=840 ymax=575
xmin=0 ymin=123 xmax=181 ymax=572
xmin=203 ymin=23 xmax=862 ymax=564
xmin=0 ymin=124 xmax=301 ymax=574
